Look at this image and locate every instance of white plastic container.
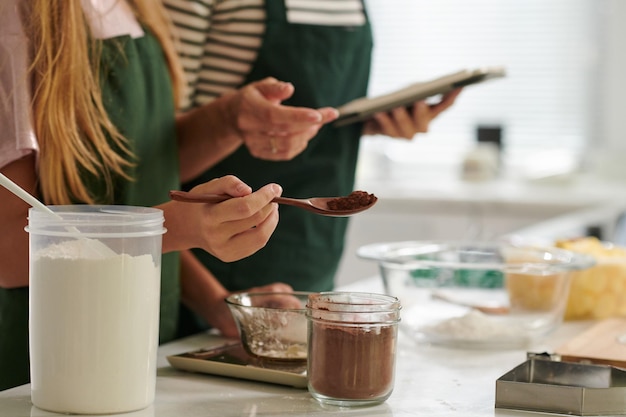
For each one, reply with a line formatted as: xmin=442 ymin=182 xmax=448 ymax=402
xmin=26 ymin=205 xmax=165 ymax=414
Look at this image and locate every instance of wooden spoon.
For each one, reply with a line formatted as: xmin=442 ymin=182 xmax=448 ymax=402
xmin=169 ymin=190 xmax=377 ymax=217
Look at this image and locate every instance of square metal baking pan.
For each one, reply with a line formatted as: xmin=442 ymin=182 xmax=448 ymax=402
xmin=495 ymin=355 xmax=626 ymax=415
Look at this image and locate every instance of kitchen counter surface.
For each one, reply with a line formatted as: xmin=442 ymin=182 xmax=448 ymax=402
xmin=355 ymin=173 xmax=626 ymax=219
xmin=0 ymin=278 xmax=618 ymax=417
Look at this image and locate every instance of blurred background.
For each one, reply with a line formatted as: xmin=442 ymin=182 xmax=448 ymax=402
xmin=338 ymin=0 xmax=626 ymax=286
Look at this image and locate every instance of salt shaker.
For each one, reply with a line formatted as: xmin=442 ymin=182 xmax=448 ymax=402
xmin=306 ymin=292 xmax=401 ymax=407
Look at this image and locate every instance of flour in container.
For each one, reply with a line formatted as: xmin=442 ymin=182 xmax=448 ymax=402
xmin=30 ymin=239 xmax=161 ymax=414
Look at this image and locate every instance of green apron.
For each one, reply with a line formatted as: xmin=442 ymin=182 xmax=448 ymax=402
xmin=179 ymin=1 xmax=372 ymax=335
xmin=0 ymin=30 xmax=180 ymax=390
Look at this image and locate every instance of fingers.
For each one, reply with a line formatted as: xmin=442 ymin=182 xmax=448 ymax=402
xmin=216 ymin=202 xmax=279 ymax=262
xmin=264 ymin=136 xmax=309 ymax=160
xmin=202 ymin=183 xmax=282 ymax=262
xmin=371 ymin=108 xmax=418 ymax=139
xmin=391 ymin=106 xmax=420 ymax=137
xmin=243 ymin=83 xmax=323 ymax=129
xmin=238 ymin=101 xmax=325 ymax=161
xmin=211 ymin=282 xmax=294 ymax=337
xmin=412 ymin=101 xmax=431 ymax=133
xmin=251 ymin=125 xmax=322 ymax=161
xmin=266 ymin=106 xmax=337 ymax=127
xmin=191 ymin=175 xmax=252 ymax=198
xmin=252 ymin=292 xmax=303 ymax=309
xmin=267 ymin=113 xmax=335 ymax=159
xmin=223 ymin=183 xmax=282 ymax=222
xmin=367 ymin=88 xmax=463 ymax=140
xmin=253 ymin=78 xmax=295 ymax=103
xmin=163 ymin=176 xmax=284 ymax=261
xmin=380 ymin=102 xmax=430 ymax=137
xmin=429 ymin=88 xmax=462 ymax=117
xmin=202 ymin=204 xmax=278 ymax=262
xmin=205 ymin=182 xmax=280 ymax=223
xmin=260 ymin=106 xmax=338 ymax=136
xmin=236 ymin=79 xmax=340 ymax=161
xmin=252 ymin=77 xmax=340 ymax=125
xmin=245 ymin=110 xmax=340 ymax=160
xmin=317 ymin=107 xmax=340 ymax=124
xmin=248 ymin=282 xmax=294 ymax=293
xmin=246 ymin=133 xmax=307 ymax=161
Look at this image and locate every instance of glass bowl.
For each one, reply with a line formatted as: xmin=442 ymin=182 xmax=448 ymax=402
xmin=225 ymin=292 xmax=310 ymax=362
xmin=357 ymin=241 xmax=594 ymax=349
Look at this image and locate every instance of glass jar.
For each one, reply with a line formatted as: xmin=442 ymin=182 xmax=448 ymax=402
xmin=306 ymin=292 xmax=401 ymax=407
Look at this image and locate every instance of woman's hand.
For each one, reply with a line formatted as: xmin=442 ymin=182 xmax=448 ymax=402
xmin=363 ymin=88 xmax=462 ymax=139
xmin=179 ymin=249 xmax=294 ymax=339
xmin=176 ymin=77 xmax=338 ymax=181
xmin=160 ymin=175 xmax=281 ymax=261
xmin=221 ymin=77 xmax=339 ymax=160
xmin=203 ymin=282 xmax=294 ymax=339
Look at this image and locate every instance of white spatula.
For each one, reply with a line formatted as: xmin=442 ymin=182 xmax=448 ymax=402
xmin=0 ymin=172 xmax=116 ymax=258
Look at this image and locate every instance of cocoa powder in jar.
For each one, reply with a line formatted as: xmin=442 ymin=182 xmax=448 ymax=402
xmin=306 ymin=292 xmax=401 ymax=406
xmin=308 ymin=323 xmax=397 ymax=400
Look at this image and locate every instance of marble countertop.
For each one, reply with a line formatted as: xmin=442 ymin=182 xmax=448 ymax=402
xmin=1 ymin=278 xmax=618 ymax=417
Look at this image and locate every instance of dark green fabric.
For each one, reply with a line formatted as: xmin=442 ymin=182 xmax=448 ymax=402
xmin=179 ymin=1 xmax=372 ymax=336
xmin=0 ymin=31 xmax=180 ymax=391
xmin=99 ymin=34 xmax=181 ymax=346
xmin=0 ymin=288 xmax=29 ymax=391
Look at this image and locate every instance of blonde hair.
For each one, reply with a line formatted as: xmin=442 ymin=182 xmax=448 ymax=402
xmin=24 ymin=0 xmax=185 ymax=205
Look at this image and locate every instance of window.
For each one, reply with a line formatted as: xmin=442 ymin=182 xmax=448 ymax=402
xmin=358 ymin=0 xmax=606 ymax=181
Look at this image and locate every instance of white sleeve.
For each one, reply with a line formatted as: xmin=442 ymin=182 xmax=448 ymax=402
xmin=0 ymin=0 xmax=38 ymax=170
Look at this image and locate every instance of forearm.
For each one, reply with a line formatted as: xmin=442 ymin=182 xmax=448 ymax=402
xmin=179 ymin=249 xmax=241 ymax=337
xmin=0 ymin=156 xmax=37 ymax=288
xmin=0 ymin=212 xmax=29 ymax=288
xmin=175 ymin=93 xmax=243 ymax=183
xmin=179 ymin=250 xmax=295 ymax=339
xmin=179 ymin=249 xmax=228 ymax=315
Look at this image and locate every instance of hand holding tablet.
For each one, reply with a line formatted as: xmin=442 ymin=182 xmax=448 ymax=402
xmin=334 ymin=66 xmax=506 ymax=127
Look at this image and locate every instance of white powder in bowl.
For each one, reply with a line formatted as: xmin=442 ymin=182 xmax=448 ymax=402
xmin=422 ymin=310 xmax=520 ymax=341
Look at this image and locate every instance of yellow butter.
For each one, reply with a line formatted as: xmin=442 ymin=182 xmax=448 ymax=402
xmin=556 ymin=237 xmax=626 ymax=320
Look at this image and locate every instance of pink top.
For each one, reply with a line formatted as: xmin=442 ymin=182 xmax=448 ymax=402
xmin=0 ymin=0 xmax=144 ymax=170
xmin=0 ymin=0 xmax=38 ymax=170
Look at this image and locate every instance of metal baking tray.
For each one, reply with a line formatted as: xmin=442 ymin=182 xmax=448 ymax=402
xmin=495 ymin=353 xmax=626 ymax=415
xmin=167 ymin=342 xmax=307 ymax=388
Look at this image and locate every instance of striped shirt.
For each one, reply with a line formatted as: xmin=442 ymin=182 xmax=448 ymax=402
xmin=163 ymin=0 xmax=366 ymax=110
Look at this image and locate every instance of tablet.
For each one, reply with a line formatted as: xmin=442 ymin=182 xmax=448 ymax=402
xmin=167 ymin=342 xmax=308 ymax=388
xmin=334 ymin=66 xmax=506 ymax=127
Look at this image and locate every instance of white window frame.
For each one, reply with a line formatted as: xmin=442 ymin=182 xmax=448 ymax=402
xmin=358 ymin=0 xmax=623 ymax=182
